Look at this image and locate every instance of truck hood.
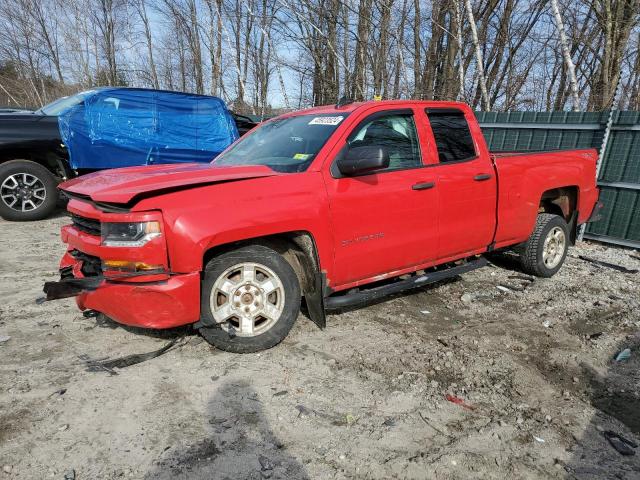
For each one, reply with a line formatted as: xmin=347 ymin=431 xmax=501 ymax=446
xmin=60 ymin=163 xmax=280 ymax=204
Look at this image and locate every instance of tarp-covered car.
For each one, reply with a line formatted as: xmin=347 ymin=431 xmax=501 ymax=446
xmin=0 ymin=88 xmax=253 ymax=221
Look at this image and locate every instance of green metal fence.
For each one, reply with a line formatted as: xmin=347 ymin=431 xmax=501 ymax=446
xmin=476 ymin=111 xmax=640 ymax=249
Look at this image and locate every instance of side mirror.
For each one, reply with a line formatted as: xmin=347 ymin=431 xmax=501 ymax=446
xmin=336 ymin=145 xmax=390 ymax=176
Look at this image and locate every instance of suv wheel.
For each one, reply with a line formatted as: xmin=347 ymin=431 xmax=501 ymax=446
xmin=519 ymin=213 xmax=569 ymax=277
xmin=199 ymin=245 xmax=301 ymax=353
xmin=0 ymin=160 xmax=58 ymax=221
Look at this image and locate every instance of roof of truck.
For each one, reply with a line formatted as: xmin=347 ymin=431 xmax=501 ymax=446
xmin=278 ymin=99 xmax=471 ymax=118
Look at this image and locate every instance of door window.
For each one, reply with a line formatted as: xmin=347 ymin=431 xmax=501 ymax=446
xmin=425 ymin=109 xmax=476 ymax=163
xmin=347 ymin=113 xmax=421 ymax=171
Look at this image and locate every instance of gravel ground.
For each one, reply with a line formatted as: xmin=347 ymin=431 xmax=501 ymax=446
xmin=1 ymin=213 xmax=639 ymax=479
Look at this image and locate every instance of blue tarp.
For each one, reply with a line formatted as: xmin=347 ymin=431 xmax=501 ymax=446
xmin=58 ymin=88 xmax=239 ymax=170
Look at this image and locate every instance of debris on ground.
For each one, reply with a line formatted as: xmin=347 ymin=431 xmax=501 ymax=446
xmin=258 ymin=454 xmax=275 ymax=471
xmin=508 ymin=274 xmax=535 ymax=282
xmin=382 ymin=417 xmax=396 ymax=427
xmin=48 ymin=388 xmax=67 ymax=397
xmin=614 ymin=348 xmax=632 ymax=362
xmin=460 ymin=293 xmax=474 ymax=303
xmin=295 ymin=405 xmax=313 ymax=418
xmin=577 ymin=255 xmax=639 ymax=274
xmin=0 ymin=335 xmax=10 ymax=343
xmin=604 ymin=430 xmax=638 ymax=456
xmin=445 ymin=394 xmax=476 ymax=411
xmin=80 ymin=338 xmax=183 ymax=374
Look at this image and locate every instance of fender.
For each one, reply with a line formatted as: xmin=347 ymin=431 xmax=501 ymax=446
xmin=136 ymin=173 xmax=335 ymax=276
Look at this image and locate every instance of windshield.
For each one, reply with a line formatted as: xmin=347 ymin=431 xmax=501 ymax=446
xmin=37 ymin=90 xmax=96 ymax=116
xmin=212 ymin=113 xmax=347 ymax=173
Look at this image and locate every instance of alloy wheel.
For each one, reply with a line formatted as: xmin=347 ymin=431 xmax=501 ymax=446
xmin=0 ymin=173 xmax=47 ymax=212
xmin=209 ymin=262 xmax=285 ymax=337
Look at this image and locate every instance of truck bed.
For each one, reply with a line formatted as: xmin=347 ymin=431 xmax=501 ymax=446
xmin=490 ymin=148 xmax=599 ymax=249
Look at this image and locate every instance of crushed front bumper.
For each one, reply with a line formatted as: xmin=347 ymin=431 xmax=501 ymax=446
xmin=44 ymin=254 xmax=200 ymax=329
xmin=74 ymin=272 xmax=200 ymax=329
xmin=44 ymin=199 xmax=201 ymax=329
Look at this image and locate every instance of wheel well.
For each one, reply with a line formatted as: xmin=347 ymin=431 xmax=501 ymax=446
xmin=539 ymin=186 xmax=578 ymax=221
xmin=0 ymin=148 xmax=67 ymax=178
xmin=202 ymin=231 xmax=320 ymax=294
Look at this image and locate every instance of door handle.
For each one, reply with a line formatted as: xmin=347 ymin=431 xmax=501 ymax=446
xmin=412 ymin=181 xmax=435 ymax=190
xmin=473 ymin=174 xmax=492 ymax=181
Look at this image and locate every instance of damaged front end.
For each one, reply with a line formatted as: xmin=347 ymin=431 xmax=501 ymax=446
xmin=42 ymin=197 xmax=201 ymax=329
xmin=42 ymin=276 xmax=103 ymax=302
xmin=42 ymin=249 xmax=103 ymax=301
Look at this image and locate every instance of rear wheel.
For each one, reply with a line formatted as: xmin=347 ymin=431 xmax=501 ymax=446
xmin=0 ymin=160 xmax=58 ymax=221
xmin=199 ymin=245 xmax=301 ymax=353
xmin=519 ymin=213 xmax=569 ymax=277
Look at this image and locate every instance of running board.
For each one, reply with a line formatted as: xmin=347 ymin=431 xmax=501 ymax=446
xmin=324 ymin=257 xmax=488 ymax=310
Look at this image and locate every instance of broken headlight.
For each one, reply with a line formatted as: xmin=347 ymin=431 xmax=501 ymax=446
xmin=101 ymin=221 xmax=161 ymax=247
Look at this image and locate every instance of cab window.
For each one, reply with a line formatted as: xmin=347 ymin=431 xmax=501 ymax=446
xmin=426 ymin=109 xmax=476 ymax=163
xmin=347 ymin=112 xmax=421 ymax=171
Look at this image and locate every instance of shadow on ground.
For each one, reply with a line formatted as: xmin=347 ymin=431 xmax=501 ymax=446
xmin=144 ymin=380 xmax=309 ymax=479
xmin=89 ymin=312 xmax=195 ymax=340
xmin=566 ymin=334 xmax=640 ymax=479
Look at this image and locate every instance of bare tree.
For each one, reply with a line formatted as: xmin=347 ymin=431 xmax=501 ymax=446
xmin=132 ymin=0 xmax=159 ymax=88
xmin=0 ymin=0 xmax=638 ymax=113
xmin=464 ymin=0 xmax=490 ymax=110
xmin=551 ymin=0 xmax=580 ymax=110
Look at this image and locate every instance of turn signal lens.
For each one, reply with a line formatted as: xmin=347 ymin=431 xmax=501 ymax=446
xmin=102 ymin=260 xmax=163 ymax=273
xmin=144 ymin=221 xmax=161 ymax=235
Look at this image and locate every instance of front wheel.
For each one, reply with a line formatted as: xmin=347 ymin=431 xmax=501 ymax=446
xmin=0 ymin=160 xmax=59 ymax=221
xmin=519 ymin=213 xmax=569 ymax=277
xmin=199 ymin=245 xmax=301 ymax=353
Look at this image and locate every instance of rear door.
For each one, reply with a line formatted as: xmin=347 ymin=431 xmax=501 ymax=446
xmin=424 ymin=108 xmax=497 ymax=260
xmin=323 ymin=107 xmax=439 ymax=288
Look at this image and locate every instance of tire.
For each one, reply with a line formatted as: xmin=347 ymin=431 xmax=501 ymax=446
xmin=519 ymin=213 xmax=569 ymax=278
xmin=199 ymin=245 xmax=301 ymax=353
xmin=0 ymin=160 xmax=59 ymax=221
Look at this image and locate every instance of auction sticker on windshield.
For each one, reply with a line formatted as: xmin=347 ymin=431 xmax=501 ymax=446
xmin=309 ymin=116 xmax=344 ymax=126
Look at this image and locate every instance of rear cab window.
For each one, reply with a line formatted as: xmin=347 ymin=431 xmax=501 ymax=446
xmin=425 ymin=109 xmax=476 ymax=163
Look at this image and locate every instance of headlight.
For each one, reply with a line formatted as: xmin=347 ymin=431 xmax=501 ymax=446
xmin=101 ymin=221 xmax=161 ymax=247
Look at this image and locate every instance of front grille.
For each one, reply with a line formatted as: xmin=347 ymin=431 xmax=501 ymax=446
xmin=71 ymin=214 xmax=101 ymax=236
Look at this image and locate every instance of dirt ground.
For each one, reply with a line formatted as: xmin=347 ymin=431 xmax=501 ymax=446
xmin=1 ymin=213 xmax=639 ymax=480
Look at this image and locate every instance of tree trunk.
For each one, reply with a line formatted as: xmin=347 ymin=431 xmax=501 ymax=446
xmin=352 ymin=0 xmax=372 ymax=100
xmin=413 ymin=0 xmax=422 ymax=98
xmin=550 ymin=0 xmax=579 ymax=111
xmin=464 ymin=0 xmax=490 ymax=110
xmin=136 ymin=0 xmax=159 ymax=89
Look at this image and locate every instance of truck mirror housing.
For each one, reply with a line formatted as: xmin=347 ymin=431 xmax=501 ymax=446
xmin=336 ymin=145 xmax=390 ymax=176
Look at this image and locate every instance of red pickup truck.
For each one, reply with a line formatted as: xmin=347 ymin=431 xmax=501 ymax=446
xmin=44 ymin=100 xmax=600 ymax=353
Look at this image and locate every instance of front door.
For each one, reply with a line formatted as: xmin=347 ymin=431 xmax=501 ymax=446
xmin=323 ymin=109 xmax=439 ymax=288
